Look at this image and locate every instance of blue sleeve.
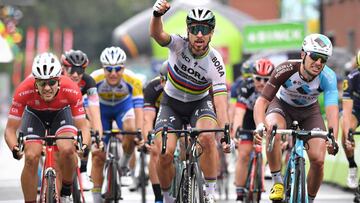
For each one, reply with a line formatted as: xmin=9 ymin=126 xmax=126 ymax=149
xmin=230 ymin=78 xmax=243 ymax=99
xmin=320 ymin=66 xmax=338 ymax=107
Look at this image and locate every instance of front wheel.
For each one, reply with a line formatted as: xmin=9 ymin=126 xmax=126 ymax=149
xmin=190 ymin=163 xmax=204 ymax=203
xmin=44 ymin=170 xmax=57 ymax=203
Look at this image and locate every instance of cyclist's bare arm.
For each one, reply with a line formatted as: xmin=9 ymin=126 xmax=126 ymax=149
xmin=143 ymin=110 xmax=156 ymax=141
xmin=74 ymin=118 xmax=91 ymax=146
xmin=150 ymin=1 xmax=171 ymax=46
xmin=135 ymin=107 xmax=144 ymax=133
xmin=232 ymin=106 xmax=246 ymax=138
xmin=4 ymin=118 xmax=21 ymax=150
xmin=88 ymin=105 xmax=103 ymax=137
xmin=342 ymin=99 xmax=354 ymax=138
xmin=325 ymin=104 xmax=339 ymax=140
xmin=253 ymin=96 xmax=270 ymax=127
xmin=213 ymin=94 xmax=229 ymax=128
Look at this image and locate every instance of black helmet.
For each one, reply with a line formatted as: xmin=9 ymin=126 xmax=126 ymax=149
xmin=61 ymin=49 xmax=89 ymax=68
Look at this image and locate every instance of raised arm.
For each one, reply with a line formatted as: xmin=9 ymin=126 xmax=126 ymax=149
xmin=150 ymin=0 xmax=171 ymax=46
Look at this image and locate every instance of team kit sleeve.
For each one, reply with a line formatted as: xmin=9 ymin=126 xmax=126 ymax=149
xmin=166 ymin=34 xmax=185 ymax=52
xmin=210 ymin=51 xmax=227 ymax=96
xmin=342 ymin=73 xmax=354 ymax=100
xmin=143 ymin=81 xmax=157 ymax=111
xmin=8 ymin=85 xmax=28 ymax=120
xmin=320 ymin=66 xmax=339 ymax=107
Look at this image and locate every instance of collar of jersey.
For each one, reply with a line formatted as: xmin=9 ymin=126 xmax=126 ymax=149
xmin=189 ymin=46 xmax=210 ymax=59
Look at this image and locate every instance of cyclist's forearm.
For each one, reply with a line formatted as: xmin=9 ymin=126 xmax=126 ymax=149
xmin=214 ymin=95 xmax=229 ymax=127
xmin=4 ymin=119 xmax=21 ymax=150
xmin=135 ymin=107 xmax=144 ymax=133
xmin=342 ymin=100 xmax=353 ymax=136
xmin=232 ymin=107 xmax=246 ymax=137
xmin=143 ymin=110 xmax=156 ymax=136
xmin=325 ymin=105 xmax=339 ymax=140
xmin=88 ymin=105 xmax=103 ymax=137
xmin=150 ymin=16 xmax=170 ymax=46
xmin=75 ymin=118 xmax=91 ymax=145
xmin=253 ymin=96 xmax=269 ymax=126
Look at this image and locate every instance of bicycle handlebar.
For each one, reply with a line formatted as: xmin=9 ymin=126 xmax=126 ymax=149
xmin=348 ymin=128 xmax=360 ymax=143
xmin=268 ymin=124 xmax=338 ymax=155
xmin=161 ymin=124 xmax=230 ymax=154
xmin=103 ymin=129 xmax=142 ymax=136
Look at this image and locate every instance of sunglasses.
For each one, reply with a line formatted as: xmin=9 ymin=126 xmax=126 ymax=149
xmin=67 ymin=67 xmax=85 ymax=75
xmin=188 ymin=24 xmax=212 ymax=35
xmin=35 ymin=79 xmax=59 ymax=87
xmin=307 ymin=52 xmax=328 ymax=63
xmin=104 ymin=66 xmax=123 ymax=73
xmin=254 ymin=76 xmax=270 ymax=83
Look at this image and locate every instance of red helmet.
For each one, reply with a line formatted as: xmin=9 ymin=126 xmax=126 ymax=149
xmin=254 ymin=59 xmax=274 ymax=76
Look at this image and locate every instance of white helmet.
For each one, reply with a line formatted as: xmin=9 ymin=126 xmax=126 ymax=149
xmin=32 ymin=52 xmax=62 ymax=79
xmin=186 ymin=7 xmax=215 ymax=29
xmin=302 ymin=33 xmax=333 ymax=56
xmin=100 ymin=46 xmax=127 ymax=66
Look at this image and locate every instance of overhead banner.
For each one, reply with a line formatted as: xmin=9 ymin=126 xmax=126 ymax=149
xmin=243 ymin=21 xmax=305 ymax=52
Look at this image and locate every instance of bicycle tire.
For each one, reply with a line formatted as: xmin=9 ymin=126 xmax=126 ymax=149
xmin=112 ymin=160 xmax=120 ymax=202
xmin=243 ymin=154 xmax=255 ymax=203
xmin=190 ymin=163 xmax=204 ymax=203
xmin=283 ymin=162 xmax=292 ymax=203
xmin=176 ymin=169 xmax=189 ymax=203
xmin=293 ymin=157 xmax=305 ymax=203
xmin=139 ymin=151 xmax=146 ymax=203
xmin=45 ymin=170 xmax=57 ymax=203
xmin=72 ymin=171 xmax=82 ymax=203
xmin=298 ymin=157 xmax=306 ymax=203
xmin=252 ymin=153 xmax=263 ymax=203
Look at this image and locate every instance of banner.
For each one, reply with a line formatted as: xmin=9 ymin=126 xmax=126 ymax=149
xmin=36 ymin=26 xmax=50 ymax=54
xmin=63 ymin=28 xmax=73 ymax=52
xmin=24 ymin=26 xmax=35 ymax=76
xmin=53 ymin=28 xmax=62 ymax=56
xmin=243 ymin=22 xmax=305 ymax=52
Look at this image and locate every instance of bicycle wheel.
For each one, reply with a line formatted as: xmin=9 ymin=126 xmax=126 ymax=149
xmin=176 ymin=169 xmax=189 ymax=203
xmin=138 ymin=151 xmax=146 ymax=203
xmin=190 ymin=163 xmax=204 ymax=203
xmin=252 ymin=153 xmax=263 ymax=203
xmin=72 ymin=171 xmax=84 ymax=203
xmin=293 ymin=157 xmax=306 ymax=203
xmin=283 ymin=162 xmax=292 ymax=203
xmin=44 ymin=170 xmax=57 ymax=203
xmin=243 ymin=156 xmax=255 ymax=203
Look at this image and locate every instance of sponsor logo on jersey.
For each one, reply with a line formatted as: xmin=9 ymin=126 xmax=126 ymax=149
xmin=343 ymin=79 xmax=348 ymax=91
xmin=211 ymin=57 xmax=225 ymax=77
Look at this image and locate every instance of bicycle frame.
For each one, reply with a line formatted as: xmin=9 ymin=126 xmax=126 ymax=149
xmin=161 ymin=124 xmax=230 ymax=203
xmin=236 ymin=128 xmax=264 ymax=203
xmin=100 ymin=129 xmax=142 ymax=202
xmin=18 ymin=130 xmax=83 ymax=203
xmin=268 ymin=123 xmax=337 ymax=203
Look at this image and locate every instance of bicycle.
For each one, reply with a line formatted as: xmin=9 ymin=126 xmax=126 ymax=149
xmin=18 ymin=130 xmax=84 ymax=203
xmin=216 ymin=134 xmax=229 ymax=201
xmin=347 ymin=128 xmax=360 ymax=203
xmin=99 ymin=128 xmax=142 ymax=203
xmin=235 ymin=128 xmax=265 ymax=203
xmin=161 ymin=124 xmax=230 ymax=203
xmin=268 ymin=121 xmax=338 ymax=203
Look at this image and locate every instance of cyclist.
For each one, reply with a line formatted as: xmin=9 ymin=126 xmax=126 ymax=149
xmin=61 ymin=49 xmax=103 ymax=191
xmin=341 ymin=50 xmax=360 ymax=189
xmin=253 ymin=33 xmax=339 ymax=203
xmin=143 ymin=60 xmax=168 ymax=203
xmin=151 ymin=1 xmax=231 ymax=202
xmin=232 ymin=59 xmax=274 ymax=202
xmin=90 ymin=46 xmax=144 ymax=202
xmin=4 ymin=52 xmax=90 ymax=203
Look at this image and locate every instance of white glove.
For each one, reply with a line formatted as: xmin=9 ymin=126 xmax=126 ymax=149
xmin=229 ymin=139 xmax=236 ymax=152
xmin=255 ymin=123 xmax=266 ymax=136
xmin=153 ymin=0 xmax=169 ymax=17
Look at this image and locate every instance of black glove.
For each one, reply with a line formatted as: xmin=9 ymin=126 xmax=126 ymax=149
xmin=12 ymin=146 xmax=21 ymax=160
xmin=82 ymin=144 xmax=90 ymax=158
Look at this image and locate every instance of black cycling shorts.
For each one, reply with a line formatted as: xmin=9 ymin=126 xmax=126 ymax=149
xmin=20 ymin=106 xmax=75 ymax=137
xmin=154 ymin=93 xmax=217 ymax=133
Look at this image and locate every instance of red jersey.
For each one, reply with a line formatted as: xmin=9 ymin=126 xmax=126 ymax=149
xmin=9 ymin=75 xmax=86 ymax=120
